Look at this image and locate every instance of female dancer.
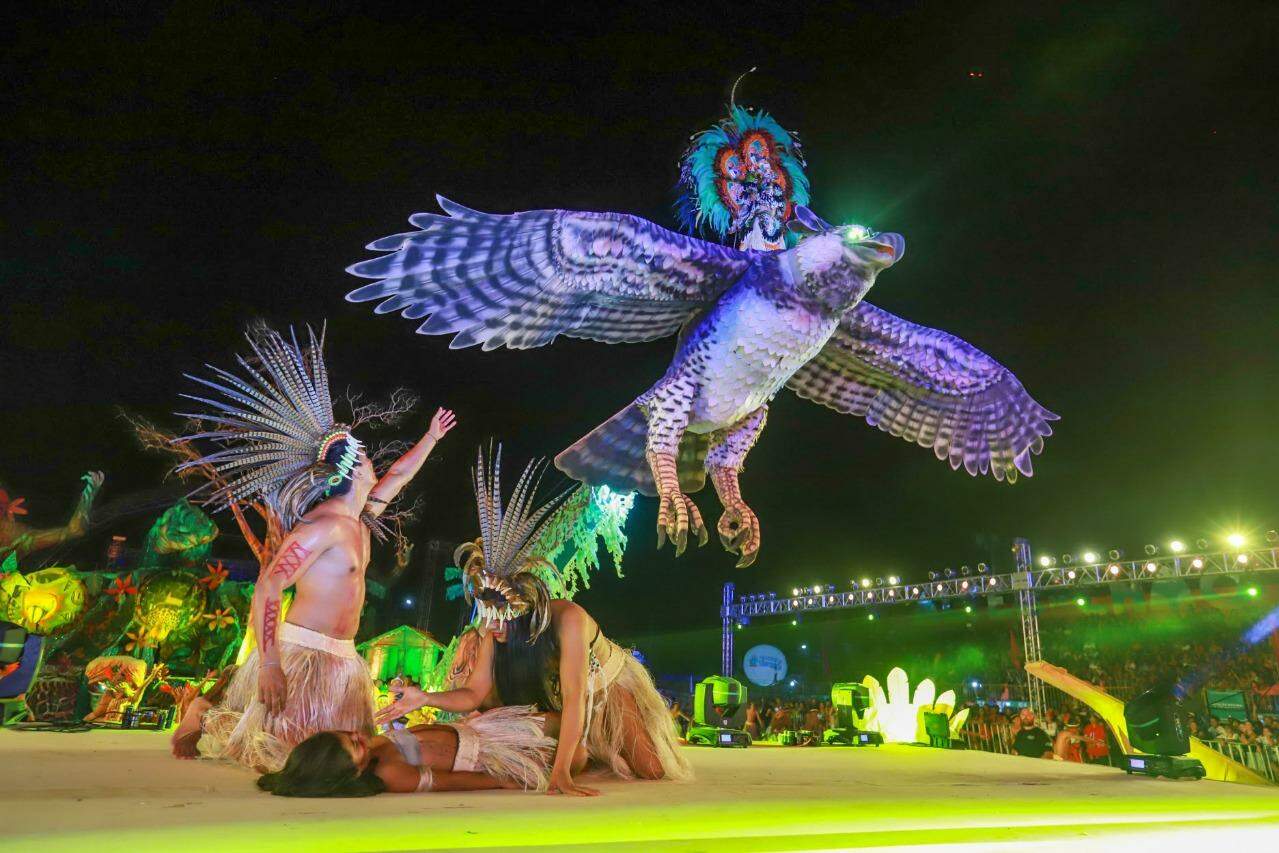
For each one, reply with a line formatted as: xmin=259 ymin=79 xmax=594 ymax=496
xmin=375 ymin=447 xmax=691 ymax=796
xmin=258 ymin=705 xmax=558 ymax=796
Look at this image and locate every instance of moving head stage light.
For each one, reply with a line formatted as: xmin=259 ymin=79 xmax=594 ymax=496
xmin=687 ymin=675 xmax=751 ymax=747
xmin=823 ymin=682 xmax=883 ymax=746
xmin=1122 ymin=685 xmax=1205 ymax=780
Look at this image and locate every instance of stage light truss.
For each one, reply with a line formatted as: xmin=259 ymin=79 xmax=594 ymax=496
xmin=722 ymin=547 xmax=1279 ymax=621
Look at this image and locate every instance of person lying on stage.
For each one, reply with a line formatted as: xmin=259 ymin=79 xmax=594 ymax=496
xmin=373 ymin=448 xmax=693 ymax=796
xmin=257 ymin=705 xmax=566 ymax=796
xmin=167 ymin=324 xmax=457 ymax=771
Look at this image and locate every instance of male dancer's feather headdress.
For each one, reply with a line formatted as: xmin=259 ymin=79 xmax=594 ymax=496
xmin=456 ymin=445 xmax=567 ymax=641
xmin=173 ymin=323 xmax=363 ymax=529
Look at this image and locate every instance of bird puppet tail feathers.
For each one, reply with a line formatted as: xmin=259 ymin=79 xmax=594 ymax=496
xmin=555 ymin=403 xmax=708 ymax=498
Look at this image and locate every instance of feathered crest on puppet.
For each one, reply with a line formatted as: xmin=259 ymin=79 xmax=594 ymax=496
xmin=676 ymin=86 xmax=809 ymax=249
xmin=173 ymin=323 xmax=364 ymax=531
xmin=455 ymin=444 xmax=570 ymax=642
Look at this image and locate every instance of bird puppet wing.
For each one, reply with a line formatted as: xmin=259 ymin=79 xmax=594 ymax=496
xmin=346 ymin=197 xmax=753 ymax=350
xmin=787 ymin=302 xmax=1057 ymax=482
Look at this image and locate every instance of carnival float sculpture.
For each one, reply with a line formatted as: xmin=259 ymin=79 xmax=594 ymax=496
xmin=0 ymin=472 xmax=104 ymax=562
xmin=346 ymin=103 xmax=1057 ymax=568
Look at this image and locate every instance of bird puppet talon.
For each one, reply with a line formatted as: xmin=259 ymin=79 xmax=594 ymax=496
xmin=717 ymin=502 xmax=760 ymax=567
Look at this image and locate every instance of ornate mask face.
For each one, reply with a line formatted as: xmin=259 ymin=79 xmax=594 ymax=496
xmin=467 ymin=571 xmax=530 ymax=627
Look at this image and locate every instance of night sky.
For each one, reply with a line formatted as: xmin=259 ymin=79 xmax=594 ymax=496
xmin=4 ymin=4 xmax=1277 ymax=647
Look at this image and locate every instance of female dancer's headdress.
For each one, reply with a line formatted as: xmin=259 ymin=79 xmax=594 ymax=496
xmin=456 ymin=445 xmax=567 ymax=641
xmin=173 ymin=323 xmax=363 ymax=529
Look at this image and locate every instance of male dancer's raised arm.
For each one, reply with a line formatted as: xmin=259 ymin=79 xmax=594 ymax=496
xmin=364 ymin=408 xmax=457 ymax=518
xmin=253 ymin=523 xmax=333 ymax=714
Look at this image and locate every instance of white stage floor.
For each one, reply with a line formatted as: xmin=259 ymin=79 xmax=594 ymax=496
xmin=3 ymin=729 xmax=1277 ymax=851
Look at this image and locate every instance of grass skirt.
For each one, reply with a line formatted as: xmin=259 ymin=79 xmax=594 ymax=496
xmin=452 ymin=705 xmax=556 ymax=791
xmin=586 ymin=646 xmax=693 ymax=782
xmin=200 ymin=623 xmax=374 ymax=772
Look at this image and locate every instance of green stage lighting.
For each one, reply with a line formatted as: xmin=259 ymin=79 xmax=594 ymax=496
xmin=688 ymin=676 xmax=751 ymax=747
xmin=867 ymin=613 xmax=876 ymax=621
xmin=1227 ymin=533 xmax=1246 ymax=548
xmin=1076 ymin=597 xmax=1086 ymax=607
xmin=1247 ymin=587 xmax=1259 ymax=597
xmin=964 ymin=605 xmax=973 ymax=613
xmin=791 ymin=619 xmax=798 ymax=626
xmin=1169 ymin=540 xmax=1185 ymax=553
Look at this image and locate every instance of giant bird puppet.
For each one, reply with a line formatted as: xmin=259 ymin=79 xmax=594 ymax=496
xmin=346 ymin=104 xmax=1056 ymax=568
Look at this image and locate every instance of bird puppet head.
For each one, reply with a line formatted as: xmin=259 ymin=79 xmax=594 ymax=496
xmin=788 ymin=205 xmax=906 ymax=311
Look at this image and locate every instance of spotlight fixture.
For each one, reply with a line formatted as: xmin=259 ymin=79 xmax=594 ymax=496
xmin=814 ymin=585 xmax=823 ymax=594
xmin=888 ymin=575 xmax=899 ymax=585
xmin=988 ymin=577 xmax=998 ymax=586
xmin=1109 ymin=564 xmax=1121 ymax=576
xmin=888 ymin=589 xmax=896 ymax=598
xmin=1076 ymin=597 xmax=1086 ymax=607
xmin=935 ymin=583 xmax=944 ymax=592
xmin=911 ymin=586 xmax=920 ymax=596
xmin=960 ymin=580 xmax=970 ymax=590
xmin=867 ymin=613 xmax=876 ymax=621
xmin=1247 ymin=587 xmax=1259 ymax=597
xmin=1267 ymin=530 xmax=1279 ymax=544
xmin=874 ymin=577 xmax=884 ymax=587
xmin=791 ymin=598 xmax=799 ymax=606
xmin=928 ymin=571 xmax=938 ymax=581
xmin=800 ymin=643 xmax=808 ymax=650
xmin=1237 ymin=554 xmax=1249 ymax=565
xmin=807 ymin=598 xmax=814 ymax=605
xmin=828 ymin=596 xmax=836 ymax=604
xmin=1227 ymin=533 xmax=1246 ymax=549
xmin=960 ymin=565 xmax=971 ymax=576
xmin=866 ymin=592 xmax=875 ymax=601
xmin=1169 ymin=540 xmax=1186 ymax=553
xmin=1061 ymin=554 xmax=1074 ymax=566
xmin=977 ymin=563 xmax=989 ymax=574
xmin=944 ymin=568 xmax=956 ymax=578
xmin=1066 ymin=569 xmax=1077 ymax=580
xmin=964 ymin=605 xmax=973 ymax=613
xmin=1191 ymin=558 xmax=1204 ymax=569
xmin=1108 ymin=548 xmax=1124 ymax=561
xmin=1195 ymin=538 xmax=1209 ymax=550
xmin=1144 ymin=544 xmax=1159 ymax=556
xmin=861 ymin=578 xmax=872 ymax=588
xmin=1082 ymin=552 xmax=1098 ymax=564
xmin=1144 ymin=562 xmax=1157 ymax=572
xmin=1038 ymin=556 xmax=1054 ymax=568
xmin=792 ymin=587 xmax=801 ymax=596
xmin=791 ymin=619 xmax=798 ymax=626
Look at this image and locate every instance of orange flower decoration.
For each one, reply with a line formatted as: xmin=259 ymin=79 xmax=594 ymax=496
xmin=106 ymin=574 xmax=139 ymax=599
xmin=203 ymin=608 xmax=235 ymax=631
xmin=123 ymin=629 xmax=154 ymax=652
xmin=199 ymin=561 xmax=229 ymax=590
xmin=0 ymin=490 xmax=28 ymax=521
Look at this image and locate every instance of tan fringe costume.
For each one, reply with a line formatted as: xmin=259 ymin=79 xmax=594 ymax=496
xmin=459 ymin=445 xmax=692 ymax=783
xmin=578 ymin=638 xmax=693 ymax=782
xmin=200 ymin=623 xmax=375 ymax=772
xmin=387 ymin=705 xmax=555 ymax=791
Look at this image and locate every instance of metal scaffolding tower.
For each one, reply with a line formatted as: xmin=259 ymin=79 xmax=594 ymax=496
xmin=1012 ymin=538 xmax=1045 ymax=715
xmin=721 ymin=582 xmax=735 ymax=677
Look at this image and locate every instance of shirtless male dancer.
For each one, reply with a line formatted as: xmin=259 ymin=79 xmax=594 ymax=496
xmin=167 ymin=325 xmax=456 ymax=770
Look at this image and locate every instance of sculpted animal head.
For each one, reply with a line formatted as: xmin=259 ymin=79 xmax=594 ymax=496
xmin=789 ymin=206 xmax=905 ymax=311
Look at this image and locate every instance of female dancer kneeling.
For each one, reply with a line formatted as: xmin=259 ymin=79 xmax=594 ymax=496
xmin=375 ymin=448 xmax=692 ymax=796
xmin=258 ymin=705 xmax=560 ymax=796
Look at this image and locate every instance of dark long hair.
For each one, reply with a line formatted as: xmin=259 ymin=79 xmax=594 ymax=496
xmin=256 ymin=731 xmax=386 ymax=797
xmin=492 ymin=611 xmax=560 ymax=709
